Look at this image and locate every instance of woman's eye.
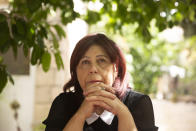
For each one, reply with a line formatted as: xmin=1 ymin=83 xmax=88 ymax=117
xmin=98 ymin=58 xmax=107 ymax=63
xmin=81 ymin=60 xmax=90 ymax=65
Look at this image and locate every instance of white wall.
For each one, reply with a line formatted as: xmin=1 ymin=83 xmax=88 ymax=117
xmin=0 ymin=66 xmax=35 ymax=131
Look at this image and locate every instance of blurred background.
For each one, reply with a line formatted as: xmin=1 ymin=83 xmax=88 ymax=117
xmin=0 ymin=0 xmax=196 ymax=131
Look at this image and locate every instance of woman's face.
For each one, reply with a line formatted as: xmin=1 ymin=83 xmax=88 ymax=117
xmin=76 ymin=45 xmax=116 ymax=91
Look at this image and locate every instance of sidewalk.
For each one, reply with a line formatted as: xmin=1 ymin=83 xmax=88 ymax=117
xmin=152 ymin=99 xmax=196 ymax=131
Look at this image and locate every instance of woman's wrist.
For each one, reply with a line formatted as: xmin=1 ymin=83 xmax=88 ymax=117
xmin=116 ymin=105 xmax=130 ymax=118
xmin=74 ymin=110 xmax=86 ymax=123
xmin=117 ymin=106 xmax=137 ymax=131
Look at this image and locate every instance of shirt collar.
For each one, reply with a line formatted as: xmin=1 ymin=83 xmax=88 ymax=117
xmin=86 ymin=110 xmax=115 ymax=125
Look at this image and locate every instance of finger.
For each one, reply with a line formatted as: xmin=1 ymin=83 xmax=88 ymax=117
xmin=86 ymin=95 xmax=114 ymax=105
xmin=85 ymin=89 xmax=116 ymax=100
xmin=83 ymin=86 xmax=102 ymax=95
xmin=99 ymin=83 xmax=116 ymax=94
xmin=83 ymin=82 xmax=102 ymax=95
xmin=87 ymin=96 xmax=122 ymax=115
xmin=84 ymin=83 xmax=115 ymax=95
xmin=93 ymin=101 xmax=112 ymax=112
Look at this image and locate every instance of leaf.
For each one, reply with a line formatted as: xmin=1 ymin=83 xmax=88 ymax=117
xmin=53 ymin=35 xmax=59 ymax=49
xmin=7 ymin=71 xmax=14 ymax=85
xmin=31 ymin=47 xmax=38 ymax=65
xmin=30 ymin=35 xmax=45 ymax=65
xmin=0 ymin=38 xmax=11 ymax=53
xmin=37 ymin=34 xmax=44 ymax=48
xmin=31 ymin=8 xmax=49 ymax=21
xmin=53 ymin=24 xmax=66 ymax=39
xmin=0 ymin=21 xmax=10 ymax=47
xmin=54 ymin=52 xmax=64 ymax=70
xmin=23 ymin=43 xmax=29 ymax=57
xmin=85 ymin=11 xmax=101 ymax=24
xmin=40 ymin=25 xmax=48 ymax=38
xmin=41 ymin=51 xmax=51 ymax=72
xmin=61 ymin=11 xmax=78 ymax=25
xmin=0 ymin=66 xmax=8 ymax=93
xmin=50 ymin=30 xmax=59 ymax=49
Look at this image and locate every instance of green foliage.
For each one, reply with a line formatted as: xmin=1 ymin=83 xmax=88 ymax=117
xmin=0 ymin=66 xmax=8 ymax=93
xmin=41 ymin=51 xmax=51 ymax=72
xmin=53 ymin=24 xmax=66 ymax=39
xmin=54 ymin=51 xmax=64 ymax=70
xmin=84 ymin=0 xmax=196 ymax=41
xmin=0 ymin=65 xmax=14 ymax=93
xmin=122 ymin=21 xmax=182 ymax=94
xmin=0 ymin=0 xmax=78 ymax=93
xmin=84 ymin=11 xmax=101 ymax=24
xmin=128 ymin=35 xmax=180 ymax=94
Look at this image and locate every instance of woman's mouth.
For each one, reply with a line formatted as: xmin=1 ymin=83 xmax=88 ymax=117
xmin=88 ymin=80 xmax=103 ymax=84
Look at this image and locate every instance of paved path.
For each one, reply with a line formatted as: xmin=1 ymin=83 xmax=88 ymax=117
xmin=152 ymin=99 xmax=196 ymax=131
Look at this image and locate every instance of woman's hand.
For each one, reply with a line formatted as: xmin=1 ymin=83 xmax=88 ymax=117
xmin=83 ymin=82 xmax=116 ymax=99
xmin=76 ymin=82 xmax=116 ymax=119
xmin=76 ymin=82 xmax=137 ymax=131
xmin=84 ymin=83 xmax=137 ymax=131
xmin=83 ymin=82 xmax=129 ymax=117
xmin=86 ymin=91 xmax=128 ymax=117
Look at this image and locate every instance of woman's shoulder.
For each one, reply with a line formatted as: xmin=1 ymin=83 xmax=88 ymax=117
xmin=123 ymin=89 xmax=151 ymax=106
xmin=43 ymin=91 xmax=80 ymax=126
xmin=124 ymin=90 xmax=158 ymax=130
xmin=42 ymin=91 xmax=79 ymax=128
xmin=128 ymin=90 xmax=147 ymax=99
xmin=50 ymin=91 xmax=81 ymax=110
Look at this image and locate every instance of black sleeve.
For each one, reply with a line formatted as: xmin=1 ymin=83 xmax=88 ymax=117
xmin=131 ymin=95 xmax=158 ymax=131
xmin=43 ymin=92 xmax=78 ymax=131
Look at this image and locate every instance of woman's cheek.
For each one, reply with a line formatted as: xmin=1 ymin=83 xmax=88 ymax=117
xmin=105 ymin=74 xmax=114 ymax=86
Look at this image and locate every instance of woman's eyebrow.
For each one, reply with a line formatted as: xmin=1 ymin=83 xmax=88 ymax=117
xmin=81 ymin=56 xmax=90 ymax=59
xmin=96 ymin=55 xmax=108 ymax=58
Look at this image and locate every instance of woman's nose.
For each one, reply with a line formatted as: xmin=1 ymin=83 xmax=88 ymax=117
xmin=89 ymin=64 xmax=98 ymax=74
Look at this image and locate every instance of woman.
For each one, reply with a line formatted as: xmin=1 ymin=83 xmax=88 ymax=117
xmin=43 ymin=33 xmax=158 ymax=131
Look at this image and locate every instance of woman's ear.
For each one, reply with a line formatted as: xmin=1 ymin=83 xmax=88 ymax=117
xmin=113 ymin=64 xmax=118 ymax=78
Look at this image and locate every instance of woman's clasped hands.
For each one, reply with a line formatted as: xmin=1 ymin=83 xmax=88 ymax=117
xmin=77 ymin=82 xmax=129 ymax=120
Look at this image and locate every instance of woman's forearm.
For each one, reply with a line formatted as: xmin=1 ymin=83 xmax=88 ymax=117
xmin=117 ymin=106 xmax=137 ymax=131
xmin=63 ymin=111 xmax=85 ymax=131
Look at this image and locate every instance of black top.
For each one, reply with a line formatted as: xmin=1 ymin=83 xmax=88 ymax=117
xmin=43 ymin=90 xmax=158 ymax=131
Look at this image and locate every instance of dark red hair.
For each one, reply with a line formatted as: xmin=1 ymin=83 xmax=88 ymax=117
xmin=63 ymin=33 xmax=129 ymax=99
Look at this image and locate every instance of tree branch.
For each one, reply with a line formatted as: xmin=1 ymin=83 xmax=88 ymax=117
xmin=0 ymin=9 xmax=28 ymax=39
xmin=0 ymin=9 xmax=13 ymax=39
